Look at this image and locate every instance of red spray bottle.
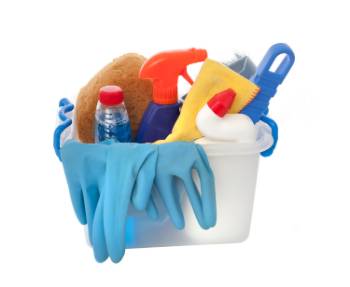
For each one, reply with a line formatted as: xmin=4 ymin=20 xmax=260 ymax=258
xmin=135 ymin=48 xmax=207 ymax=143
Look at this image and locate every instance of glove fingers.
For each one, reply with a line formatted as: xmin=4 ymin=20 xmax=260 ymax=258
xmin=157 ymin=177 xmax=184 ymax=229
xmin=194 ymin=146 xmax=217 ymax=228
xmin=145 ymin=194 xmax=159 ymax=220
xmin=61 ymin=143 xmax=87 ymax=225
xmin=92 ymin=195 xmax=108 ymax=263
xmin=82 ymin=186 xmax=100 ymax=243
xmin=103 ymin=165 xmax=134 ymax=263
xmin=132 ymin=150 xmax=158 ymax=211
xmin=103 ymin=191 xmax=130 ymax=263
xmin=182 ymin=175 xmax=208 ymax=229
xmin=67 ymin=182 xmax=87 ymax=225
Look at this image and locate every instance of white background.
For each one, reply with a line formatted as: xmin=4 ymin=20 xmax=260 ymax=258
xmin=0 ymin=0 xmax=349 ymax=286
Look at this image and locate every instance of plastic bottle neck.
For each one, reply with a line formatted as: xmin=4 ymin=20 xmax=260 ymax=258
xmin=153 ymin=85 xmax=178 ymax=105
xmin=100 ymin=102 xmax=124 ymax=109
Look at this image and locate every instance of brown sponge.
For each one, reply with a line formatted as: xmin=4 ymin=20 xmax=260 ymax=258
xmin=76 ymin=53 xmax=153 ymax=143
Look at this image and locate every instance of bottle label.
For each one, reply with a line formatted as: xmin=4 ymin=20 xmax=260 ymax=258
xmin=95 ymin=106 xmax=132 ymax=143
xmin=96 ymin=121 xmax=131 ymax=142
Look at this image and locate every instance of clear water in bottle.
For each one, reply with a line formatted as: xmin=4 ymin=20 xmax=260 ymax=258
xmin=94 ymin=85 xmax=132 ymax=143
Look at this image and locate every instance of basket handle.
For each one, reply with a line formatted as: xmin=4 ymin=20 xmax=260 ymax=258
xmin=53 ymin=98 xmax=74 ymax=161
xmin=260 ymin=115 xmax=278 ymax=157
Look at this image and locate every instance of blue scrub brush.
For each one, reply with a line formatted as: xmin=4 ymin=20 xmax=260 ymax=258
xmin=240 ymin=43 xmax=295 ymax=123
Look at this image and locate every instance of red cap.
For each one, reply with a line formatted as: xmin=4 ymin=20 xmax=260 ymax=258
xmin=99 ymin=85 xmax=124 ymax=106
xmin=207 ymin=89 xmax=236 ymax=117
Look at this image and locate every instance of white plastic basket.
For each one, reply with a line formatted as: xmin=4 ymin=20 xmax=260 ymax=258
xmin=83 ymin=121 xmax=273 ymax=248
xmin=54 ymin=99 xmax=274 ymax=249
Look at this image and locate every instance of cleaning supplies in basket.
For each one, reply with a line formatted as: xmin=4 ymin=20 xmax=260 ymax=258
xmin=95 ymin=85 xmax=132 ymax=143
xmin=55 ymin=43 xmax=294 ymax=264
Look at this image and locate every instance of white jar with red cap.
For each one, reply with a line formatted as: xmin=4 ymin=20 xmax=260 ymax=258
xmin=95 ymin=85 xmax=132 ymax=143
xmin=195 ymin=89 xmax=257 ymax=143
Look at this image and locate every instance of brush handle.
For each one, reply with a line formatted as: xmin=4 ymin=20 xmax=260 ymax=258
xmin=241 ymin=43 xmax=295 ymax=123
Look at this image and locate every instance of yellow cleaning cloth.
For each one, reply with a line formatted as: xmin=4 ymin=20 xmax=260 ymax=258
xmin=157 ymin=59 xmax=260 ymax=143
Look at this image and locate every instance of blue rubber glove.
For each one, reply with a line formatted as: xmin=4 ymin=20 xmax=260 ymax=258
xmin=61 ymin=141 xmax=158 ymax=263
xmin=153 ymin=142 xmax=216 ymax=230
xmin=61 ymin=139 xmax=216 ymax=263
xmin=92 ymin=143 xmax=157 ymax=263
xmin=61 ymin=141 xmax=108 ymax=242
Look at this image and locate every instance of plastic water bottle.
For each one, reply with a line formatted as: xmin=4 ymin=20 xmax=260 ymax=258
xmin=95 ymin=85 xmax=132 ymax=143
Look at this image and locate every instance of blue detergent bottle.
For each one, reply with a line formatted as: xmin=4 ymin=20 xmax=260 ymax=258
xmin=95 ymin=85 xmax=132 ymax=143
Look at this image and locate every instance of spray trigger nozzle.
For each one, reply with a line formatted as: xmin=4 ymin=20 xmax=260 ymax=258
xmin=181 ymin=68 xmax=194 ymax=85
